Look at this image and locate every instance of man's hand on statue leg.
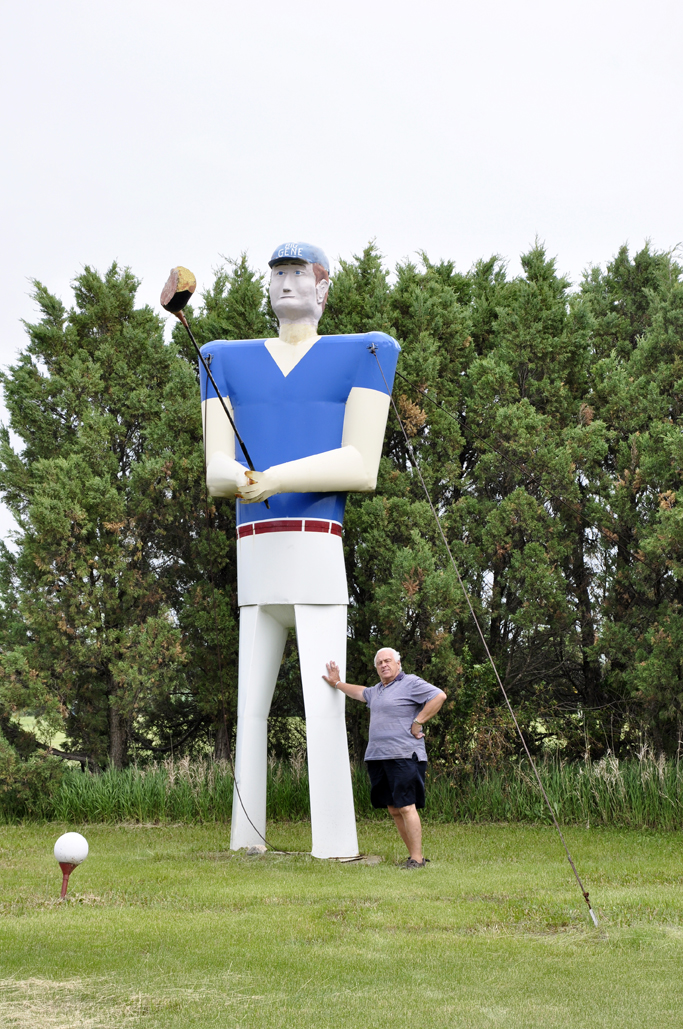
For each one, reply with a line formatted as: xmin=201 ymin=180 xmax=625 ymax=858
xmin=322 ymin=662 xmax=367 ymax=702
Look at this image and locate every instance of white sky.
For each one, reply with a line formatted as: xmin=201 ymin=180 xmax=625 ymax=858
xmin=1 ymin=0 xmax=682 ymax=540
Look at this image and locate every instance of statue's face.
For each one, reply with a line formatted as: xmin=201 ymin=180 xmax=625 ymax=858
xmin=270 ymin=261 xmax=327 ymax=323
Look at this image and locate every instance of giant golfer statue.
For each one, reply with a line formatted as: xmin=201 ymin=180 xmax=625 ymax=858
xmin=200 ymin=242 xmax=399 ymax=857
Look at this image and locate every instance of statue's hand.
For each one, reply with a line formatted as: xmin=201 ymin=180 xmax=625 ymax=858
xmin=207 ymin=453 xmax=250 ymax=497
xmin=237 ymin=468 xmax=282 ymax=504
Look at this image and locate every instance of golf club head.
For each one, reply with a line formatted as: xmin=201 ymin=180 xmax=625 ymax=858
xmin=161 ymin=266 xmax=197 ymax=314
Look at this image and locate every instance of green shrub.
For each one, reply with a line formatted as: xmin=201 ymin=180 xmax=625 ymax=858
xmin=0 ymin=735 xmax=66 ymax=819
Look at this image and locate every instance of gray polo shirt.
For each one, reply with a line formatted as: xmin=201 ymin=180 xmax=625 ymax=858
xmin=363 ymin=671 xmax=443 ymax=761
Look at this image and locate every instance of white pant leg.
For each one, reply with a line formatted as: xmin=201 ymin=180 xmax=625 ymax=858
xmin=230 ymin=605 xmax=290 ymax=850
xmin=294 ymin=604 xmax=359 ymax=859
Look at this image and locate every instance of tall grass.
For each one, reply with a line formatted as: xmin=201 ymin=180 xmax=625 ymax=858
xmin=52 ymin=756 xmax=235 ymax=824
xmin=4 ymin=749 xmax=683 ymax=829
xmin=426 ymin=749 xmax=683 ymax=829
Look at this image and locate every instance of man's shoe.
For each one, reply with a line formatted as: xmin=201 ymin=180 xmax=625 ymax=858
xmin=398 ymin=857 xmax=427 ymax=869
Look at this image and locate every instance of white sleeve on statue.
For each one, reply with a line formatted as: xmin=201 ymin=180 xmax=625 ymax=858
xmin=202 ymin=396 xmax=249 ymax=497
xmin=341 ymin=386 xmax=392 ymax=490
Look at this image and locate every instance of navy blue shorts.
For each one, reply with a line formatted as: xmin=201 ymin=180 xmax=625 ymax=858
xmin=366 ymin=755 xmax=428 ymax=809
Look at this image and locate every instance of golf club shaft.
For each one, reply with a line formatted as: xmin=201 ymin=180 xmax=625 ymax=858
xmin=177 ymin=311 xmax=269 ymax=508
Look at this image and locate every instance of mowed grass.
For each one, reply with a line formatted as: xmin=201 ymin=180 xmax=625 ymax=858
xmin=1 ymin=821 xmax=683 ymax=1028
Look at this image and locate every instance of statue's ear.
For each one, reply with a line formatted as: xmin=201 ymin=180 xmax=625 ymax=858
xmin=316 ymin=277 xmax=330 ymax=305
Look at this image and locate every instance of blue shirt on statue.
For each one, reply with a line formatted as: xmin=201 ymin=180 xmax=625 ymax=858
xmin=199 ymin=331 xmax=400 ymax=527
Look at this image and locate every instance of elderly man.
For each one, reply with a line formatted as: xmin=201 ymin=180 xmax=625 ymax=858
xmin=324 ymin=648 xmax=446 ymax=868
xmin=200 ymin=242 xmax=400 ymax=858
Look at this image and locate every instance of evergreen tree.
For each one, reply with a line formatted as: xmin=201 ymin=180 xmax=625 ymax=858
xmin=3 ymin=243 xmax=683 ymax=772
xmin=581 ymin=245 xmax=683 ymax=752
xmin=0 ymin=265 xmax=211 ymax=767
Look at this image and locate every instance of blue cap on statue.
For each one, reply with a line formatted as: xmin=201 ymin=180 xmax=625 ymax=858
xmin=268 ymin=242 xmax=330 ymax=272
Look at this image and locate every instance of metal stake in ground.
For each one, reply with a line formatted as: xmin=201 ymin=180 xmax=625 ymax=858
xmin=54 ymin=832 xmax=88 ymax=901
xmin=160 ymin=267 xmax=268 ymax=506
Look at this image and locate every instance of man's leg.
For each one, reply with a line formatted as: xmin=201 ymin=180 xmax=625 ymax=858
xmin=230 ymin=605 xmax=290 ymax=850
xmin=387 ymin=804 xmax=423 ymax=862
xmin=387 ymin=806 xmax=412 ymax=849
xmin=294 ymin=604 xmax=359 ymax=859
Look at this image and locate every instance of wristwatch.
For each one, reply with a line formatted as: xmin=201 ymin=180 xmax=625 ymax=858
xmin=412 ymin=720 xmax=423 ymax=729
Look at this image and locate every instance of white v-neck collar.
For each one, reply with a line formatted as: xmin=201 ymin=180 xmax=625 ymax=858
xmin=264 ymin=334 xmax=321 ymax=378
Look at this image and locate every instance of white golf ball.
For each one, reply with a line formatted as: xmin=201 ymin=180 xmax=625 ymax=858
xmin=54 ymin=832 xmax=89 ymax=866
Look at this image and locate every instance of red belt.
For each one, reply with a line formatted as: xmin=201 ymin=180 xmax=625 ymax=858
xmin=237 ymin=519 xmax=342 ymax=540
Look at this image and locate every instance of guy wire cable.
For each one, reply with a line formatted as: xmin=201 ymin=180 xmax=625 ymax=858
xmin=393 ymin=368 xmax=670 ymax=592
xmin=370 ymin=344 xmax=599 ymax=926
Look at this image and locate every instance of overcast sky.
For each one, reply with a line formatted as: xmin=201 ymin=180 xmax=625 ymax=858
xmin=1 ymin=0 xmax=682 ymax=538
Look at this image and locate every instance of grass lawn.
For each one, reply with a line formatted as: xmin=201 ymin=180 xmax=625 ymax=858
xmin=14 ymin=715 xmax=68 ymax=751
xmin=1 ymin=820 xmax=682 ymax=1028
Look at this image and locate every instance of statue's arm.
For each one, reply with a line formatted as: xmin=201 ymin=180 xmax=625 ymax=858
xmin=238 ymin=387 xmax=391 ymax=505
xmin=202 ymin=396 xmax=250 ymax=498
xmin=341 ymin=386 xmax=392 ymax=490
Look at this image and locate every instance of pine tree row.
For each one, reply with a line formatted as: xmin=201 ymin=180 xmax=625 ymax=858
xmin=1 ymin=242 xmax=682 ymax=778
